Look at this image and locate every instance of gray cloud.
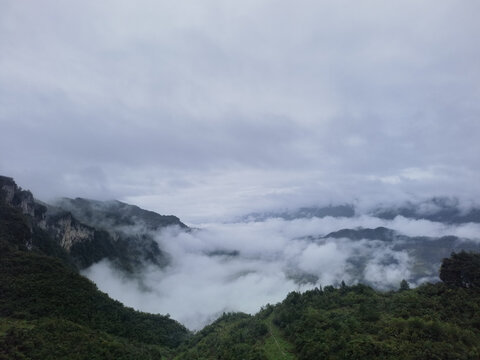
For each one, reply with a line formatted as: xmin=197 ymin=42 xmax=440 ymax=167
xmin=82 ymin=214 xmax=479 ymax=330
xmin=1 ymin=0 xmax=480 ymax=222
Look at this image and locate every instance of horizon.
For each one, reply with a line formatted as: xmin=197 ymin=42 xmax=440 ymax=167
xmin=4 ymin=173 xmax=480 ymax=330
xmin=2 ymin=1 xmax=480 ymax=224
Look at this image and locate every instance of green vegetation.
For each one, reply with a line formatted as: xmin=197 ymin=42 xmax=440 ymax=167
xmin=440 ymin=251 xmax=480 ymax=288
xmin=45 ymin=206 xmax=172 ymax=272
xmin=0 ymin=317 xmax=166 ymax=360
xmin=2 ymin=178 xmax=480 ymax=359
xmin=0 ymin=244 xmax=189 ymax=347
xmin=0 ymin=199 xmax=190 ymax=359
xmin=270 ymin=282 xmax=480 ymax=359
xmin=173 ymin=255 xmax=480 ymax=359
xmin=262 ymin=313 xmax=296 ymax=360
xmin=0 ymin=202 xmax=31 ymax=249
xmin=175 ymin=312 xmax=269 ymax=360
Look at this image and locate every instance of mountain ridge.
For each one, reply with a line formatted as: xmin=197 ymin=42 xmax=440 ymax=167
xmin=243 ymin=198 xmax=480 ymax=224
xmin=2 ymin=174 xmax=480 ymax=359
xmin=1 ymin=175 xmax=189 ymax=272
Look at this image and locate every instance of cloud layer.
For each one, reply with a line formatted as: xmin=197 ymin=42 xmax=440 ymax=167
xmin=82 ymin=215 xmax=480 ymax=330
xmin=1 ymin=1 xmax=480 ymax=221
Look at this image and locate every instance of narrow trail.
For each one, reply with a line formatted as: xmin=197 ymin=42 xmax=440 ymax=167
xmin=268 ymin=323 xmax=287 ymax=358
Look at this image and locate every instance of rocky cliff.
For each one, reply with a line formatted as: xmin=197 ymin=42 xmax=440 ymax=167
xmin=0 ymin=175 xmax=46 ymax=223
xmin=0 ymin=175 xmax=185 ymax=272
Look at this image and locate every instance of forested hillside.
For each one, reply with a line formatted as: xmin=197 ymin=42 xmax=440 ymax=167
xmin=176 ymin=275 xmax=480 ymax=359
xmin=2 ymin=176 xmax=480 ymax=359
xmin=0 ymin=197 xmax=190 ymax=359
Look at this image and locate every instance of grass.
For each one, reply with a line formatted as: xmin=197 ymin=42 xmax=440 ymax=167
xmin=262 ymin=314 xmax=296 ymax=360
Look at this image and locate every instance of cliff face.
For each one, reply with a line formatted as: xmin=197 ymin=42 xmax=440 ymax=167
xmin=0 ymin=176 xmax=47 ymax=248
xmin=0 ymin=177 xmax=16 ymax=204
xmin=0 ymin=176 xmax=44 ymax=220
xmin=47 ymin=212 xmax=96 ymax=251
xmin=0 ymin=175 xmax=180 ymax=272
xmin=55 ymin=197 xmax=188 ymax=230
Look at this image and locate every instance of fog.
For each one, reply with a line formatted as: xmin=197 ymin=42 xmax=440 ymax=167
xmin=2 ymin=0 xmax=480 ymax=331
xmin=1 ymin=1 xmax=480 ymax=223
xmin=82 ymin=214 xmax=479 ymax=330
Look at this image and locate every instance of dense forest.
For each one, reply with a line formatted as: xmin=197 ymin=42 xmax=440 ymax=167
xmin=176 ymin=272 xmax=480 ymax=359
xmin=0 ymin=200 xmax=190 ymax=359
xmin=1 ymin=178 xmax=480 ymax=359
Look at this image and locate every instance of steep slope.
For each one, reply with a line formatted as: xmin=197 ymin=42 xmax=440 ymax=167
xmin=0 ymin=197 xmax=190 ymax=359
xmin=55 ymin=197 xmax=188 ymax=230
xmin=174 ymin=277 xmax=480 ymax=359
xmin=3 ymin=175 xmax=480 ymax=359
xmin=1 ymin=175 xmax=189 ymax=272
xmin=49 ymin=197 xmax=189 ymax=272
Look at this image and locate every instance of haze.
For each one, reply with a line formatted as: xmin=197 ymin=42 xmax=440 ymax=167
xmin=1 ymin=1 xmax=479 ymax=222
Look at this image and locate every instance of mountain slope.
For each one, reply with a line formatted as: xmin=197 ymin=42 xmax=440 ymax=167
xmin=49 ymin=197 xmax=188 ymax=272
xmin=0 ymin=197 xmax=190 ymax=359
xmin=174 ymin=279 xmax=480 ymax=359
xmin=1 ymin=175 xmax=190 ymax=273
xmin=3 ymin=174 xmax=480 ymax=359
xmin=54 ymin=197 xmax=188 ymax=231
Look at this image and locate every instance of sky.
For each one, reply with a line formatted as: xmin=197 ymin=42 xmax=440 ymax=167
xmin=1 ymin=0 xmax=480 ymax=223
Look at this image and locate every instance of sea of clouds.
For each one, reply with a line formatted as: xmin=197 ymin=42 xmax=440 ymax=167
xmin=82 ymin=214 xmax=480 ymax=330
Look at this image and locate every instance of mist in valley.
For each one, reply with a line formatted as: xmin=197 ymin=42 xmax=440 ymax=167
xmin=2 ymin=0 xmax=480 ymax=334
xmin=82 ymin=206 xmax=480 ymax=330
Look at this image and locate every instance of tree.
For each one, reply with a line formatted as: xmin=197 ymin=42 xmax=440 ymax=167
xmin=399 ymin=279 xmax=410 ymax=291
xmin=440 ymin=251 xmax=480 ymax=288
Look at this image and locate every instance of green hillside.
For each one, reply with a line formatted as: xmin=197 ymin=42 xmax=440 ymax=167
xmin=0 ymin=201 xmax=190 ymax=359
xmin=2 ymin=177 xmax=480 ymax=359
xmin=173 ymin=279 xmax=480 ymax=359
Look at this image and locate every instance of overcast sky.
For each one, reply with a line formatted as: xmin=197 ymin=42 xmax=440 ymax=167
xmin=1 ymin=0 xmax=480 ymax=223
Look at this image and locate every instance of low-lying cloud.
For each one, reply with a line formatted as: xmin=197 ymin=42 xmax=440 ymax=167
xmin=82 ymin=214 xmax=480 ymax=330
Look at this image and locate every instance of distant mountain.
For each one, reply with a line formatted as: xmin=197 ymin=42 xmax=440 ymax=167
xmin=324 ymin=226 xmax=397 ymax=241
xmin=0 ymin=190 xmax=190 ymax=358
xmin=244 ymin=198 xmax=480 ymax=224
xmin=54 ymin=197 xmax=188 ymax=230
xmin=3 ymin=174 xmax=480 ymax=359
xmin=243 ymin=204 xmax=355 ymax=221
xmin=372 ymin=197 xmax=480 ymax=224
xmin=0 ymin=176 xmax=189 ymax=272
xmin=288 ymin=226 xmax=480 ymax=287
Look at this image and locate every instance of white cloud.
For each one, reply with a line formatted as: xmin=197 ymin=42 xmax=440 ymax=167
xmin=363 ymin=249 xmax=411 ymax=288
xmin=82 ymin=213 xmax=479 ymax=330
xmin=1 ymin=1 xmax=479 ymax=220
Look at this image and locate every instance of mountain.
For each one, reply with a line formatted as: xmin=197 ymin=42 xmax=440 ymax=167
xmin=324 ymin=226 xmax=397 ymax=241
xmin=372 ymin=197 xmax=480 ymax=224
xmin=3 ymin=175 xmax=480 ymax=359
xmin=54 ymin=197 xmax=187 ymax=231
xmin=316 ymin=226 xmax=480 ymax=286
xmin=244 ymin=198 xmax=480 ymax=224
xmin=176 ymin=277 xmax=480 ymax=360
xmin=0 ymin=181 xmax=190 ymax=359
xmin=0 ymin=175 xmax=189 ymax=272
xmin=243 ymin=205 xmax=355 ymax=222
xmin=50 ymin=197 xmax=188 ymax=271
